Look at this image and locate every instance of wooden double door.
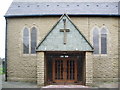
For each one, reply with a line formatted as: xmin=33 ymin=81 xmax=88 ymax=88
xmin=52 ymin=58 xmax=77 ymax=84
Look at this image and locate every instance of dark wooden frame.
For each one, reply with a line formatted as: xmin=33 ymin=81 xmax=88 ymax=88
xmin=52 ymin=57 xmax=78 ymax=83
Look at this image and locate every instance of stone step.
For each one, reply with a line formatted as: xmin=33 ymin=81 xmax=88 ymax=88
xmin=41 ymin=85 xmax=89 ymax=89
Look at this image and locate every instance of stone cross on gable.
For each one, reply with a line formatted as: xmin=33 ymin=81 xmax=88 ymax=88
xmin=60 ymin=19 xmax=70 ymax=44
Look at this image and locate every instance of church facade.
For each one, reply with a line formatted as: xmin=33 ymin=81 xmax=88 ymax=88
xmin=5 ymin=1 xmax=119 ymax=87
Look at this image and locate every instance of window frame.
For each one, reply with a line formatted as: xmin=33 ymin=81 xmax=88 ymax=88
xmin=23 ymin=27 xmax=30 ymax=54
xmin=93 ymin=27 xmax=100 ymax=54
xmin=92 ymin=26 xmax=108 ymax=55
xmin=31 ymin=27 xmax=37 ymax=54
xmin=100 ymin=27 xmax=108 ymax=55
xmin=22 ymin=26 xmax=37 ymax=55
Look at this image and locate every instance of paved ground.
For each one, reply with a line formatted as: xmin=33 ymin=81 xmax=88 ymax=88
xmin=98 ymin=82 xmax=119 ymax=88
xmin=2 ymin=81 xmax=119 ymax=88
xmin=2 ymin=75 xmax=38 ymax=88
xmin=2 ymin=74 xmax=119 ymax=88
xmin=2 ymin=81 xmax=38 ymax=88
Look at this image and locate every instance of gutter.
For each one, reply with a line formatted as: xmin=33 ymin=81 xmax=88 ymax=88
xmin=4 ymin=14 xmax=120 ymax=18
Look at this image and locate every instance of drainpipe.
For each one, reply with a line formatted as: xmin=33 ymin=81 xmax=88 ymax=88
xmin=5 ymin=18 xmax=8 ymax=81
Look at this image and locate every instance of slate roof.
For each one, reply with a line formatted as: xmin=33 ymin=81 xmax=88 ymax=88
xmin=5 ymin=2 xmax=119 ymax=17
xmin=36 ymin=14 xmax=93 ymax=51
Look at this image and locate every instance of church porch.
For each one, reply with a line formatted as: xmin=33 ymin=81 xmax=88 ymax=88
xmin=37 ymin=51 xmax=93 ymax=87
xmin=36 ymin=14 xmax=93 ymax=87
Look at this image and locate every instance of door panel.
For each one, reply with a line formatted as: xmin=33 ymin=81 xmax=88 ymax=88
xmin=53 ymin=59 xmax=64 ymax=82
xmin=55 ymin=60 xmax=63 ymax=80
xmin=66 ymin=59 xmax=77 ymax=82
xmin=52 ymin=58 xmax=77 ymax=83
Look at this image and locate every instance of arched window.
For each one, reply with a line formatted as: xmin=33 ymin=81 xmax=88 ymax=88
xmin=31 ymin=27 xmax=37 ymax=54
xmin=101 ymin=28 xmax=107 ymax=54
xmin=23 ymin=28 xmax=29 ymax=54
xmin=93 ymin=28 xmax=99 ymax=54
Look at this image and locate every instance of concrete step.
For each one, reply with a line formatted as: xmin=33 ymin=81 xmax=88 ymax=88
xmin=41 ymin=85 xmax=98 ymax=90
